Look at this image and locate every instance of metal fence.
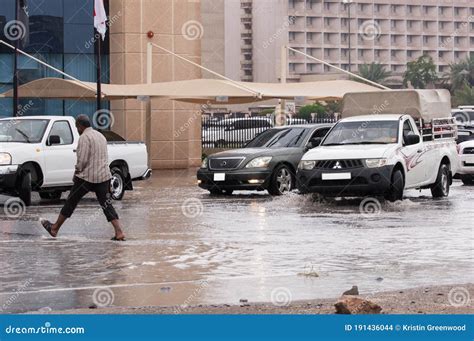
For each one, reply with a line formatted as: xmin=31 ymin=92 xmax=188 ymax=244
xmin=201 ymin=116 xmax=338 ymax=149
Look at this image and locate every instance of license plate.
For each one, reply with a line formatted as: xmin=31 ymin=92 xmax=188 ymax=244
xmin=464 ymin=156 xmax=474 ymax=164
xmin=213 ymin=173 xmax=226 ymax=181
xmin=322 ymin=173 xmax=351 ymax=180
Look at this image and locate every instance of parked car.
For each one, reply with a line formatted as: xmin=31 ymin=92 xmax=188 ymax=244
xmin=454 ymin=140 xmax=474 ymax=185
xmin=0 ymin=116 xmax=151 ymax=206
xmin=197 ymin=124 xmax=333 ymax=196
xmin=297 ymin=90 xmax=459 ymax=201
xmin=202 ymin=118 xmax=273 ymax=148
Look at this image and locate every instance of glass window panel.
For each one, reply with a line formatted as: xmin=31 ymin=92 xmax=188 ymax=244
xmin=28 ymin=15 xmax=64 ymax=54
xmin=63 ymin=0 xmax=93 ymax=24
xmin=0 ymin=54 xmax=14 ymax=83
xmin=64 ymin=24 xmax=95 ymax=54
xmin=28 ymin=0 xmax=63 ymax=17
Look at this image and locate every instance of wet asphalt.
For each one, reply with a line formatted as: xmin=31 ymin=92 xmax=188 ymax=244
xmin=0 ymin=169 xmax=473 ymax=313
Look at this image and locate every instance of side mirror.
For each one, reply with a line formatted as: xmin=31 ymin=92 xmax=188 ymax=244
xmin=404 ymin=132 xmax=420 ymax=146
xmin=306 ymin=137 xmax=322 ymax=150
xmin=47 ymin=135 xmax=61 ymax=146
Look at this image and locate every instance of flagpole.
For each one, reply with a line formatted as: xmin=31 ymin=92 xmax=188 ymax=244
xmin=13 ymin=0 xmax=19 ymax=117
xmin=96 ymin=30 xmax=102 ymax=113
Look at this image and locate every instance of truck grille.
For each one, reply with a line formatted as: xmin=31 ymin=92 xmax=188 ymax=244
xmin=209 ymin=157 xmax=245 ymax=170
xmin=463 ymin=147 xmax=474 ymax=155
xmin=314 ymin=159 xmax=363 ymax=169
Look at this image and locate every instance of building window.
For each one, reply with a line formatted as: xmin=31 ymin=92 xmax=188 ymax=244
xmin=0 ymin=0 xmax=110 ymax=118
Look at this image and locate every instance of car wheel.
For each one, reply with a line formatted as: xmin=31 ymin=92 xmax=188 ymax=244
xmin=461 ymin=175 xmax=473 ymax=186
xmin=431 ymin=164 xmax=450 ymax=198
xmin=268 ymin=165 xmax=294 ymax=196
xmin=110 ymin=167 xmax=125 ymax=200
xmin=18 ymin=172 xmax=32 ymax=206
xmin=384 ymin=170 xmax=404 ymax=202
xmin=39 ymin=191 xmax=62 ymax=200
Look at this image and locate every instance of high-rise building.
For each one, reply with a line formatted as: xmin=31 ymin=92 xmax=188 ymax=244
xmin=203 ymin=0 xmax=474 ymax=83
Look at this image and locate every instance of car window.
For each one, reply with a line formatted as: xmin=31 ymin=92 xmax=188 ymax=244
xmin=403 ymin=120 xmax=414 ymax=144
xmin=49 ymin=121 xmax=73 ymax=145
xmin=267 ymin=128 xmax=306 ymax=148
xmin=310 ymin=127 xmax=331 ymax=139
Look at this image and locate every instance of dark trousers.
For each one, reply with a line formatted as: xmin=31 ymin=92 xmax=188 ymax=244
xmin=61 ymin=176 xmax=119 ymax=222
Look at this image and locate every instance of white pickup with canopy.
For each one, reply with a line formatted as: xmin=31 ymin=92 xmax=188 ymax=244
xmin=341 ymin=89 xmax=456 ymax=141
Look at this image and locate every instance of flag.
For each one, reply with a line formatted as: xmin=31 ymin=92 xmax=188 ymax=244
xmin=18 ymin=0 xmax=29 ymax=48
xmin=94 ymin=0 xmax=107 ymax=40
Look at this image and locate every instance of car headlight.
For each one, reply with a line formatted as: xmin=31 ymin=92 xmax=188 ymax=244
xmin=245 ymin=156 xmax=272 ymax=169
xmin=298 ymin=160 xmax=316 ymax=170
xmin=0 ymin=153 xmax=12 ymax=165
xmin=365 ymin=158 xmax=388 ymax=168
xmin=201 ymin=157 xmax=208 ymax=169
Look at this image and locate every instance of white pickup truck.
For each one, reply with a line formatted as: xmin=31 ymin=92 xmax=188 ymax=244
xmin=297 ymin=90 xmax=459 ymax=201
xmin=0 ymin=116 xmax=151 ymax=206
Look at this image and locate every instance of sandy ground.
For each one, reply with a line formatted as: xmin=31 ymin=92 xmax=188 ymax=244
xmin=37 ymin=283 xmax=473 ymax=315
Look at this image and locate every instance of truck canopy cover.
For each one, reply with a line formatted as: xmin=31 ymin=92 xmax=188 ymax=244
xmin=341 ymin=89 xmax=451 ymax=121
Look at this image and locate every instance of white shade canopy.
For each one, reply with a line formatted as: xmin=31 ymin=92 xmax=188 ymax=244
xmin=0 ymin=77 xmax=381 ymax=104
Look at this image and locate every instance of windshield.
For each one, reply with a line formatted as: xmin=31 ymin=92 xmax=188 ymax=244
xmin=322 ymin=120 xmax=399 ymax=146
xmin=246 ymin=128 xmax=308 ymax=148
xmin=0 ymin=119 xmax=49 ymax=143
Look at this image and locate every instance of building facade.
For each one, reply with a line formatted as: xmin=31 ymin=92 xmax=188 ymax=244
xmin=0 ymin=0 xmax=202 ymax=169
xmin=202 ymin=0 xmax=474 ymax=83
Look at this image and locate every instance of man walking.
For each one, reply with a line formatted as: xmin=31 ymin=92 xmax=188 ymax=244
xmin=41 ymin=115 xmax=126 ymax=241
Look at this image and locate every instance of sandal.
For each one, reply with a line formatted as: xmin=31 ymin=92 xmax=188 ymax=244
xmin=40 ymin=219 xmax=56 ymax=237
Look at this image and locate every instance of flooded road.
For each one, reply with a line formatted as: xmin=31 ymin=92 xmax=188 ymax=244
xmin=1 ymin=170 xmax=473 ymax=313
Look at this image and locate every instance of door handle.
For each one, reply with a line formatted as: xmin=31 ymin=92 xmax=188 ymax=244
xmin=417 ymin=149 xmax=422 ymax=153
xmin=73 ymin=149 xmax=77 ymax=153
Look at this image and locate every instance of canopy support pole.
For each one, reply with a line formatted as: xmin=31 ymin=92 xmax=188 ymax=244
xmin=286 ymin=46 xmax=390 ymax=90
xmin=145 ymin=42 xmax=153 ymax=168
xmin=278 ymin=45 xmax=288 ymax=126
xmin=0 ymin=40 xmax=100 ymax=94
